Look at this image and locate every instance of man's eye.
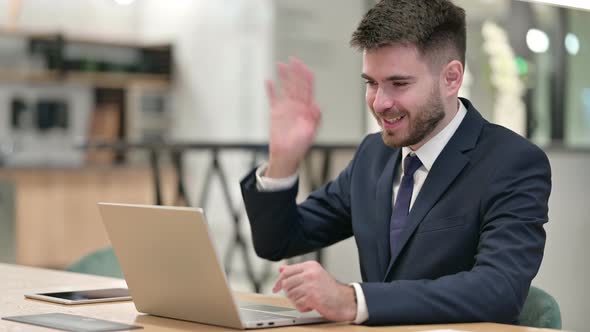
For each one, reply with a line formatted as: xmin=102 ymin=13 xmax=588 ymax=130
xmin=393 ymin=82 xmax=409 ymax=87
xmin=364 ymin=81 xmax=377 ymax=86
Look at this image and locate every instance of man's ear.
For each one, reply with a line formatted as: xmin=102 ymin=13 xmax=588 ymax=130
xmin=441 ymin=60 xmax=464 ymax=97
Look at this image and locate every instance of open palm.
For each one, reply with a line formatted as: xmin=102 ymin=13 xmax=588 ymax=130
xmin=266 ymin=58 xmax=321 ymax=178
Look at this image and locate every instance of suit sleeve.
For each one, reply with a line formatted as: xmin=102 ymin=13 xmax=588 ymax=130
xmin=361 ymin=144 xmax=551 ymax=325
xmin=240 ymin=138 xmax=369 ymax=261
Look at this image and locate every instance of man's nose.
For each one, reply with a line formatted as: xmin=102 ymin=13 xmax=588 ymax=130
xmin=373 ymin=88 xmax=394 ymax=114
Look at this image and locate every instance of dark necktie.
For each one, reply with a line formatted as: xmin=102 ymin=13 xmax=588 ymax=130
xmin=390 ymin=154 xmax=423 ymax=257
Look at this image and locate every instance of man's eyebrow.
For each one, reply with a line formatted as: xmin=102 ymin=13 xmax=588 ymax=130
xmin=361 ymin=73 xmax=415 ymax=81
xmin=384 ymin=75 xmax=414 ymax=81
xmin=361 ymin=73 xmax=374 ymax=81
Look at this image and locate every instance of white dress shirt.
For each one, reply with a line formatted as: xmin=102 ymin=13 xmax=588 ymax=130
xmin=255 ymin=100 xmax=467 ymax=323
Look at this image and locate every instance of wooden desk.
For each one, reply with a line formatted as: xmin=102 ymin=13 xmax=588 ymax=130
xmin=0 ymin=264 xmax=559 ymax=332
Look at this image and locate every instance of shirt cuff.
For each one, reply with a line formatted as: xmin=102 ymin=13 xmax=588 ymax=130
xmin=349 ymin=282 xmax=369 ymax=324
xmin=255 ymin=162 xmax=298 ymax=191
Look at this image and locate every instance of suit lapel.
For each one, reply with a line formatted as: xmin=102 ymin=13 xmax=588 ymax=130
xmin=382 ymin=150 xmax=469 ymax=280
xmin=375 ymin=149 xmax=401 ymax=278
xmin=383 ymin=99 xmax=485 ymax=281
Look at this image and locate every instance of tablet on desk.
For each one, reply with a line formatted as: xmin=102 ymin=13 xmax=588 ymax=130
xmin=25 ymin=288 xmax=131 ymax=305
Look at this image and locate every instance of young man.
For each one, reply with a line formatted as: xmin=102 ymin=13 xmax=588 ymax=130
xmin=240 ymin=0 xmax=551 ymax=325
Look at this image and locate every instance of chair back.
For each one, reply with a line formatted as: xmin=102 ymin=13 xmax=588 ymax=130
xmin=67 ymin=246 xmax=124 ymax=279
xmin=519 ymin=286 xmax=562 ymax=329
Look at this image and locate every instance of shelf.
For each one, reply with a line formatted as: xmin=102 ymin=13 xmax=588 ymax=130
xmin=0 ymin=28 xmax=173 ymax=88
xmin=0 ymin=69 xmax=171 ymax=88
xmin=0 ymin=28 xmax=167 ymax=49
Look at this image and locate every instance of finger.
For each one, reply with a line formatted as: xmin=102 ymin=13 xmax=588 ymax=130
xmin=272 ymin=276 xmax=284 ymax=293
xmin=265 ymin=80 xmax=277 ymax=108
xmin=289 ymin=57 xmax=308 ymax=103
xmin=281 ymin=273 xmax=305 ymax=292
xmin=279 ymin=264 xmax=306 ymax=279
xmin=272 ymin=264 xmax=305 ymax=293
xmin=307 ymin=102 xmax=322 ymax=126
xmin=277 ymin=62 xmax=294 ymax=99
xmin=296 ymin=304 xmax=312 ymax=313
xmin=294 ymin=297 xmax=313 ymax=313
xmin=292 ymin=57 xmax=314 ymax=105
xmin=285 ymin=283 xmax=307 ymax=303
xmin=272 ymin=266 xmax=289 ymax=293
xmin=303 ymin=65 xmax=315 ymax=106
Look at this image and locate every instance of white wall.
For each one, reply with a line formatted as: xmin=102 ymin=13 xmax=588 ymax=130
xmin=0 ymin=0 xmax=139 ymax=40
xmin=274 ymin=0 xmax=365 ymax=143
xmin=137 ymin=0 xmax=273 ymax=199
xmin=138 ymin=0 xmax=272 ymax=143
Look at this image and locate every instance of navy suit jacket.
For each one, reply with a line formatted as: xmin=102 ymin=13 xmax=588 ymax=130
xmin=240 ymin=99 xmax=551 ymax=325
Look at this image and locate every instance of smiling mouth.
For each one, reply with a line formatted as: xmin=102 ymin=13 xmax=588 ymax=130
xmin=382 ymin=115 xmax=405 ymax=125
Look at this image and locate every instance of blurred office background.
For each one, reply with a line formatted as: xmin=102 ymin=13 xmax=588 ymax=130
xmin=0 ymin=0 xmax=588 ymax=330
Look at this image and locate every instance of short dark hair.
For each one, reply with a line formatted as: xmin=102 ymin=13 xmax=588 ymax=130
xmin=350 ymin=0 xmax=466 ymax=67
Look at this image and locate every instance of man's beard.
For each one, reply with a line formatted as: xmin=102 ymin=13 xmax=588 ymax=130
xmin=378 ymin=87 xmax=445 ymax=148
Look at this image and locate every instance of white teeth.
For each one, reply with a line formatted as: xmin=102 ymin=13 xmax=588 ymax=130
xmin=384 ymin=116 xmax=403 ymax=123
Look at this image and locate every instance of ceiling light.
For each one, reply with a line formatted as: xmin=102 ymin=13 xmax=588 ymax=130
xmin=518 ymin=0 xmax=590 ymax=11
xmin=113 ymin=0 xmax=135 ymax=5
xmin=565 ymin=33 xmax=580 ymax=55
xmin=526 ymin=29 xmax=550 ymax=53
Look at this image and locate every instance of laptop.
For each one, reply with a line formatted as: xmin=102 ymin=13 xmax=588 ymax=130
xmin=98 ymin=203 xmax=329 ymax=329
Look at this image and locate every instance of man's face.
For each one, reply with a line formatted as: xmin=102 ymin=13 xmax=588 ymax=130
xmin=363 ymin=44 xmax=447 ymax=150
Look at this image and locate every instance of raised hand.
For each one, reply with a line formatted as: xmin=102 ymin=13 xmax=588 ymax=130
xmin=265 ymin=57 xmax=321 ymax=178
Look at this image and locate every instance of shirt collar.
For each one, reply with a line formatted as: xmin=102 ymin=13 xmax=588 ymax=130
xmin=401 ymin=99 xmax=468 ymax=172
